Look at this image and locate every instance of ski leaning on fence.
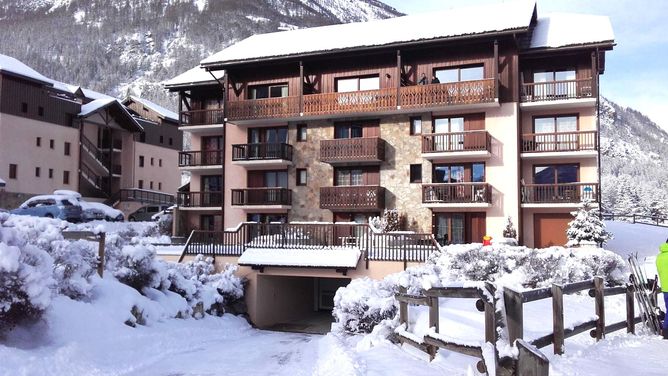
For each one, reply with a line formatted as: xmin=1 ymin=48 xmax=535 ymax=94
xmin=627 ymin=254 xmax=662 ymax=334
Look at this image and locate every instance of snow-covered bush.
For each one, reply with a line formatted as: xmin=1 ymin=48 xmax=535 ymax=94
xmin=0 ymin=213 xmax=54 ymax=333
xmin=567 ymin=199 xmax=613 ymax=246
xmin=369 ymin=209 xmax=402 ymax=232
xmin=333 ymin=277 xmax=398 ymax=334
xmin=112 ymin=244 xmax=167 ymax=291
xmin=49 ymin=239 xmax=98 ymax=299
xmin=157 ymin=213 xmax=173 ymax=236
xmin=502 ymin=216 xmax=517 ymax=239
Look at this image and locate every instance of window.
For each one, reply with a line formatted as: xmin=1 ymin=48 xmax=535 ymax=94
xmin=35 ymin=167 xmax=40 ymax=177
xmin=410 ymin=117 xmax=422 ymax=135
xmin=64 ymin=142 xmax=71 ymax=156
xmin=533 ymin=69 xmax=577 ymax=97
xmin=169 ymin=137 xmax=173 ymax=146
xmin=434 ymin=65 xmax=484 ymax=83
xmin=297 ymin=124 xmax=307 ymax=142
xmin=139 ymin=156 xmax=144 ymax=167
xmin=433 ymin=117 xmax=465 ymax=133
xmin=36 ymin=137 xmax=41 ymax=147
xmin=159 ymin=135 xmax=164 ymax=144
xmin=336 ymin=75 xmax=379 ymax=92
xmin=48 ymin=168 xmax=53 ymax=179
xmin=21 ymin=102 xmax=27 ymax=113
xmin=297 ymin=169 xmax=307 ymax=186
xmin=248 ymin=83 xmax=288 ymax=99
xmin=49 ymin=139 xmax=54 ymax=149
xmin=38 ymin=106 xmax=44 ymax=117
xmin=138 ymin=180 xmax=144 ymax=189
xmin=409 ymin=164 xmax=422 ymax=183
xmin=533 ymin=115 xmax=578 ymax=151
xmin=150 ymin=181 xmax=154 ymax=190
xmin=533 ymin=164 xmax=578 ymax=184
xmin=336 ymin=169 xmax=363 ymax=186
xmin=433 ymin=163 xmax=485 ymax=183
xmin=263 ymin=171 xmax=288 ymax=188
xmin=63 ymin=170 xmax=70 ymax=185
xmin=9 ymin=164 xmax=17 ymax=179
xmin=158 ymin=182 xmax=162 ymax=190
xmin=159 ymin=159 xmax=162 ymax=167
xmin=150 ymin=157 xmax=154 ymax=166
xmin=433 ymin=117 xmax=465 ymax=151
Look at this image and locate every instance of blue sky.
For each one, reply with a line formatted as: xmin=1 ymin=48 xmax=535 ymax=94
xmin=382 ymin=0 xmax=668 ymax=130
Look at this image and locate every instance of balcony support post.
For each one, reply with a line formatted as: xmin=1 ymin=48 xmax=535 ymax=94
xmin=396 ymin=50 xmax=401 ymax=107
xmin=299 ymin=61 xmax=304 ymax=114
xmin=493 ymin=40 xmax=499 ymax=99
xmin=223 ymin=72 xmax=229 ymax=121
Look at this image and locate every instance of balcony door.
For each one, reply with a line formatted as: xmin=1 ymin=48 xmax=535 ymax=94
xmin=334 ymin=120 xmax=379 ymax=139
xmin=248 ymin=127 xmax=288 ymax=159
xmin=201 ymin=175 xmax=222 ymax=206
xmin=533 ymin=115 xmax=578 ymax=151
xmin=334 ymin=167 xmax=379 ymax=186
xmin=202 ymin=136 xmax=223 ymax=165
xmin=533 ymin=69 xmax=576 ymax=98
xmin=433 ymin=212 xmax=486 ymax=245
xmin=432 ymin=114 xmax=484 ymax=151
xmin=533 ymin=164 xmax=579 ymax=202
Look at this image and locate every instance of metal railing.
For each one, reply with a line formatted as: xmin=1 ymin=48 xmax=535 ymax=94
xmin=422 ymin=183 xmax=492 ymax=204
xmin=105 ymin=188 xmax=175 ymax=206
xmin=521 ymin=131 xmax=598 ymax=153
xmin=177 ymin=191 xmax=223 ymax=207
xmin=421 ymin=131 xmax=491 ymax=154
xmin=521 ymin=183 xmax=599 ymax=204
xmin=179 ymin=150 xmax=224 ymax=167
xmin=231 ymin=143 xmax=293 ymax=161
xmin=231 ymin=188 xmax=292 ymax=206
xmin=521 ymin=78 xmax=594 ymax=102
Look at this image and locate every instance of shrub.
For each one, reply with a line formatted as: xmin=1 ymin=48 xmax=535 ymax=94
xmin=49 ymin=239 xmax=98 ymax=299
xmin=333 ymin=277 xmax=398 ymax=334
xmin=112 ymin=244 xmax=166 ymax=291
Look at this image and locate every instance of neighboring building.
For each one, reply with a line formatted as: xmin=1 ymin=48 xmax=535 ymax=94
xmin=166 ymin=1 xmax=614 ymax=329
xmin=0 ymin=54 xmax=180 ymax=212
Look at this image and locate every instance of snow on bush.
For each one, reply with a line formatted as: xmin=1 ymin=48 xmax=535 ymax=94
xmin=111 ymin=244 xmax=167 ymax=292
xmin=0 ymin=213 xmax=54 ymax=333
xmin=567 ymin=199 xmax=613 ymax=247
xmin=332 ymin=277 xmax=398 ymax=334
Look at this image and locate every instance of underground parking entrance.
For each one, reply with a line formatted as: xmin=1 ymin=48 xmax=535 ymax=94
xmin=254 ymin=275 xmax=351 ymax=334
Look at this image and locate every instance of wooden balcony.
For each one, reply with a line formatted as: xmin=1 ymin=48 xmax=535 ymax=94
xmin=179 ymin=150 xmax=224 ymax=167
xmin=521 ymin=78 xmax=595 ymax=105
xmin=231 ymin=188 xmax=292 ymax=207
xmin=521 ymin=183 xmax=599 ymax=205
xmin=180 ymin=109 xmax=225 ymax=126
xmin=400 ymin=79 xmax=496 ymax=109
xmin=422 ymin=183 xmax=492 ymax=206
xmin=319 ymin=137 xmax=385 ymax=164
xmin=521 ymin=131 xmax=598 ymax=157
xmin=303 ymin=87 xmax=397 ymax=116
xmin=177 ymin=191 xmax=223 ymax=208
xmin=320 ymin=185 xmax=385 ymax=211
xmin=226 ymin=96 xmax=300 ymax=121
xmin=421 ymin=131 xmax=491 ymax=159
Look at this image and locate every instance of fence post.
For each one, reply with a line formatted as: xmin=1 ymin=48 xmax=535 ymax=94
xmin=403 ymin=239 xmax=407 ymax=271
xmin=632 ymin=214 xmax=636 ymax=224
xmin=428 ymin=295 xmax=439 ymax=361
xmin=399 ymin=286 xmax=408 ymax=326
xmin=483 ymin=283 xmax=498 ymax=343
xmin=516 ymin=339 xmax=549 ymax=376
xmin=97 ymin=232 xmax=105 ymax=277
xmin=594 ymin=277 xmax=605 ymax=341
xmin=504 ymin=288 xmax=524 ymax=344
xmin=626 ymin=284 xmax=635 ymax=334
xmin=551 ymin=284 xmax=565 ymax=354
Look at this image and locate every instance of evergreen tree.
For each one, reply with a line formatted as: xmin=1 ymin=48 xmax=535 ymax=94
xmin=502 ymin=216 xmax=517 ymax=239
xmin=566 ymin=199 xmax=613 ymax=247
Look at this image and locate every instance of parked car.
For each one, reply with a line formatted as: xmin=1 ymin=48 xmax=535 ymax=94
xmin=11 ymin=195 xmax=83 ymax=222
xmin=151 ymin=206 xmax=174 ymax=221
xmin=54 ymin=190 xmax=124 ymax=222
xmin=128 ymin=205 xmax=170 ymax=221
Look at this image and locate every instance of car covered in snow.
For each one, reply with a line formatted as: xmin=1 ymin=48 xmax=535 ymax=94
xmin=151 ymin=206 xmax=174 ymax=221
xmin=11 ymin=195 xmax=83 ymax=222
xmin=128 ymin=204 xmax=170 ymax=221
xmin=53 ymin=190 xmax=124 ymax=222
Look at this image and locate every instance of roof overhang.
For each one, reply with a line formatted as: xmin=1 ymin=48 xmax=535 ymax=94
xmin=79 ymin=99 xmax=144 ymax=132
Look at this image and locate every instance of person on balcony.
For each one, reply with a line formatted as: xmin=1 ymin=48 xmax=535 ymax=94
xmin=418 ymin=73 xmax=427 ymax=85
xmin=657 ymin=238 xmax=668 ymax=339
xmin=431 ymin=75 xmax=440 ymax=84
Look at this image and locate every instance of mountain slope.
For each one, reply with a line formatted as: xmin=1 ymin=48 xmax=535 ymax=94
xmin=0 ymin=0 xmax=401 ymax=106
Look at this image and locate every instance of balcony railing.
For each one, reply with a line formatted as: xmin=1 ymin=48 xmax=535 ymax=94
xmin=179 ymin=150 xmax=224 ymax=167
xmin=304 ymin=87 xmax=397 ymax=116
xmin=320 ymin=185 xmax=385 ymax=211
xmin=231 ymin=143 xmax=293 ymax=161
xmin=521 ymin=78 xmax=594 ymax=102
xmin=180 ymin=109 xmax=225 ymax=126
xmin=226 ymin=96 xmax=300 ymax=121
xmin=521 ymin=131 xmax=598 ymax=153
xmin=319 ymin=137 xmax=385 ymax=163
xmin=177 ymin=191 xmax=223 ymax=207
xmin=231 ymin=188 xmax=292 ymax=206
xmin=422 ymin=183 xmax=492 ymax=204
xmin=521 ymin=183 xmax=599 ymax=204
xmin=422 ymin=131 xmax=491 ymax=154
xmin=400 ymin=79 xmax=496 ymax=108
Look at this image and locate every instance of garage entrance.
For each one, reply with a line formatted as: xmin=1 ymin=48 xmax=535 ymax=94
xmin=255 ymin=275 xmax=351 ymax=334
xmin=534 ymin=213 xmax=572 ymax=248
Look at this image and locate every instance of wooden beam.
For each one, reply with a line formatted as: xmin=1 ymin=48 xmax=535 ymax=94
xmin=396 ymin=50 xmax=401 ymax=107
xmin=299 ymin=61 xmax=304 ymax=114
xmin=423 ymin=334 xmax=483 ymax=359
xmin=395 ymin=292 xmax=430 ymax=306
xmin=424 ymin=286 xmax=480 ymax=299
xmin=552 ymin=284 xmax=564 ymax=354
xmin=493 ymin=39 xmax=499 ymax=99
xmin=521 ymin=287 xmax=552 ymax=303
xmin=562 ymin=279 xmax=594 ymax=295
xmin=594 ymin=277 xmax=605 ymax=341
xmin=516 ymin=339 xmax=549 ymax=376
xmin=504 ymin=288 xmax=524 ymax=343
xmin=626 ymin=285 xmax=635 ymax=334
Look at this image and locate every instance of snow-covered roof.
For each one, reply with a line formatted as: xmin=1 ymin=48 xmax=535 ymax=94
xmin=164 ymin=65 xmax=225 ymax=88
xmin=0 ymin=53 xmax=52 ymax=84
xmin=530 ymin=13 xmax=615 ymax=49
xmin=201 ymin=0 xmax=536 ymax=66
xmin=126 ymin=95 xmax=178 ymax=122
xmin=237 ymin=247 xmax=361 ymax=268
xmin=79 ymin=98 xmax=144 ymax=132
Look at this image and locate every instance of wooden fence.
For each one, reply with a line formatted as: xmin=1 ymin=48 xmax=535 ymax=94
xmin=602 ymin=213 xmax=668 ymax=228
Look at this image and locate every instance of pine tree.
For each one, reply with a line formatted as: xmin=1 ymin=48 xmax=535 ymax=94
xmin=566 ymin=199 xmax=613 ymax=247
xmin=503 ymin=216 xmax=517 ymax=239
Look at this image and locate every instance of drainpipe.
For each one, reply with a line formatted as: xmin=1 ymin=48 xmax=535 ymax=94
xmin=594 ymin=48 xmax=602 ymax=218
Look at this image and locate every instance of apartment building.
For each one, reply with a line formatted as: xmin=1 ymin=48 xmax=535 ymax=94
xmin=0 ymin=54 xmax=181 ymax=212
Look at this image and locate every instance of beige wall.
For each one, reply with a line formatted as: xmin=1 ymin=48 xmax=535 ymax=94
xmin=0 ymin=113 xmax=79 ymax=195
xmin=520 ymin=106 xmax=596 ymax=133
xmin=133 ymin=142 xmax=180 ymax=194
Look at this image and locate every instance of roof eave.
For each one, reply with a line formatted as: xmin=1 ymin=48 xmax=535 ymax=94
xmin=0 ymin=69 xmax=53 ymax=86
xmin=521 ymin=40 xmax=616 ymax=55
xmin=78 ymin=101 xmax=144 ymax=132
xmin=164 ymin=81 xmax=220 ymax=91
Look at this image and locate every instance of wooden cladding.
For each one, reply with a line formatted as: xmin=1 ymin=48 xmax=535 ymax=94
xmin=521 ymin=183 xmax=599 ymax=204
xmin=231 ymin=188 xmax=292 ymax=206
xmin=400 ymin=79 xmax=496 ymax=108
xmin=521 ymin=131 xmax=598 ymax=153
xmin=226 ymin=96 xmax=300 ymax=121
xmin=177 ymin=191 xmax=223 ymax=207
xmin=180 ymin=109 xmax=225 ymax=126
xmin=422 ymin=131 xmax=491 ymax=154
xmin=231 ymin=143 xmax=293 ymax=161
xmin=320 ymin=186 xmax=385 ymax=211
xmin=303 ymin=87 xmax=397 ymax=115
xmin=422 ymin=183 xmax=492 ymax=204
xmin=178 ymin=150 xmax=224 ymax=167
xmin=320 ymin=137 xmax=385 ymax=164
xmin=521 ymin=78 xmax=594 ymax=102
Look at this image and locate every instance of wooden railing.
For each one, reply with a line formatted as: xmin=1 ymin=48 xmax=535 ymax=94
xmin=179 ymin=150 xmax=224 ymax=167
xmin=226 ymin=96 xmax=300 ymax=120
xmin=521 ymin=131 xmax=598 ymax=153
xmin=422 ymin=183 xmax=491 ymax=204
xmin=304 ymin=87 xmax=397 ymax=116
xmin=180 ymin=109 xmax=225 ymax=126
xmin=177 ymin=191 xmax=223 ymax=207
xmin=521 ymin=183 xmax=599 ymax=204
xmin=319 ymin=186 xmax=385 ymax=211
xmin=602 ymin=213 xmax=668 ymax=228
xmin=231 ymin=188 xmax=292 ymax=206
xmin=400 ymin=79 xmax=496 ymax=108
xmin=319 ymin=137 xmax=385 ymax=163
xmin=421 ymin=131 xmax=491 ymax=154
xmin=80 ymin=135 xmax=110 ymax=170
xmin=231 ymin=143 xmax=293 ymax=161
xmin=521 ymin=78 xmax=594 ymax=102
